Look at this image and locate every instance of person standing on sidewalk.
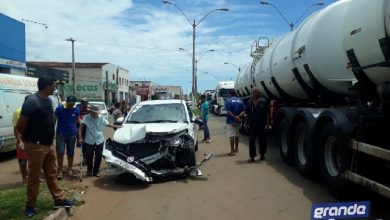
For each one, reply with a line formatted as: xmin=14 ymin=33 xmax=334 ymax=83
xmin=200 ymin=95 xmax=211 ymax=143
xmin=13 ymin=107 xmax=28 ymax=184
xmin=17 ymin=77 xmax=74 ymax=217
xmin=55 ymin=95 xmax=80 ymax=179
xmin=246 ymin=87 xmax=269 ymax=162
xmin=78 ymin=105 xmax=122 ymax=177
xmin=224 ymin=90 xmax=246 ymax=155
xmin=76 ymin=98 xmax=90 ymax=162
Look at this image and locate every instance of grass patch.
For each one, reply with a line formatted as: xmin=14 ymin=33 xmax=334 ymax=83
xmin=0 ymin=181 xmax=83 ymax=220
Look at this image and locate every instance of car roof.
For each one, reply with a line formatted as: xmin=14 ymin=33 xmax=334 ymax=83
xmin=138 ymin=99 xmax=185 ymax=106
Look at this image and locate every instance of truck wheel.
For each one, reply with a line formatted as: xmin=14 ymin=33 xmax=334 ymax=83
xmin=294 ymin=121 xmax=318 ymax=179
xmin=278 ymin=118 xmax=294 ymax=165
xmin=319 ymin=122 xmax=350 ymax=194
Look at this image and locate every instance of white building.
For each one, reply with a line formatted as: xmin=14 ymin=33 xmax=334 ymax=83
xmin=27 ymin=62 xmax=129 ymax=106
xmin=117 ymin=67 xmax=130 ymax=103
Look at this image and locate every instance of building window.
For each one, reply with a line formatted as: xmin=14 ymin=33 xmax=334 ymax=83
xmin=112 ymin=74 xmax=115 ymax=80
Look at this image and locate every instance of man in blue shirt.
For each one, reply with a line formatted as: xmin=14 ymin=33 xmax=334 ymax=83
xmin=55 ymin=95 xmax=80 ymax=179
xmin=224 ymin=90 xmax=246 ymax=155
xmin=200 ymin=95 xmax=211 ymax=143
xmin=78 ymin=105 xmax=122 ymax=177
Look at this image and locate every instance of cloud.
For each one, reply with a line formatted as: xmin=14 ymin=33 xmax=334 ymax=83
xmin=0 ymin=0 xmax=284 ymax=93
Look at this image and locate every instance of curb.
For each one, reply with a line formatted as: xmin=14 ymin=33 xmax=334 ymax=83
xmin=43 ymin=189 xmax=85 ymax=220
xmin=43 ymin=207 xmax=75 ymax=220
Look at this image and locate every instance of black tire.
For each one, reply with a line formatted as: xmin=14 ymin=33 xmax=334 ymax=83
xmin=293 ymin=122 xmax=319 ymax=179
xmin=318 ymin=122 xmax=351 ymax=194
xmin=278 ymin=118 xmax=294 ymax=165
xmin=188 ymin=147 xmax=196 ymax=166
xmin=195 ymin=141 xmax=199 ymax=152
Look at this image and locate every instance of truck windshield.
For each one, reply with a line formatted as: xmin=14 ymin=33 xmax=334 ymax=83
xmin=219 ymin=89 xmax=234 ymax=98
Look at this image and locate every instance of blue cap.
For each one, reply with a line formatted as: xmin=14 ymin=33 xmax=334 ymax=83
xmin=66 ymin=96 xmax=77 ymax=103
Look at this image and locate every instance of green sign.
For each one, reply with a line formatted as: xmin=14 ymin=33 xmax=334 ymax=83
xmin=106 ymin=82 xmax=118 ymax=91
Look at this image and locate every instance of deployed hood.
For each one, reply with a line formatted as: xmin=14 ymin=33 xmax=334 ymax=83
xmin=113 ymin=123 xmax=189 ymax=144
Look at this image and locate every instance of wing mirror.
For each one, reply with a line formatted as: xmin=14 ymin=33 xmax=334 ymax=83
xmin=114 ymin=116 xmax=125 ymax=125
xmin=191 ymin=116 xmax=203 ymax=126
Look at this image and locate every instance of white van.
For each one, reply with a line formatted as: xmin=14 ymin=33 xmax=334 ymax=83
xmin=0 ymin=74 xmax=37 ymax=153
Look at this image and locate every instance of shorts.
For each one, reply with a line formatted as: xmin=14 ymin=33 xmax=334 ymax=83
xmin=16 ymin=148 xmax=28 ymax=160
xmin=227 ymin=123 xmax=240 ymax=138
xmin=56 ymin=133 xmax=76 ymax=157
xmin=18 ymin=159 xmax=27 ymax=166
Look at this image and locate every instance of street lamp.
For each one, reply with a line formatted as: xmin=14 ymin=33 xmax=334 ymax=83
xmin=260 ymin=1 xmax=324 ymax=31
xmin=224 ymin=62 xmax=241 ymax=73
xmin=163 ymin=0 xmax=228 ymax=108
xmin=65 ymin=38 xmax=76 ymax=95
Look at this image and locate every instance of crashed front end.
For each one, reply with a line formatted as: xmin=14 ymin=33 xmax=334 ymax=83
xmin=103 ymin=130 xmax=199 ymax=182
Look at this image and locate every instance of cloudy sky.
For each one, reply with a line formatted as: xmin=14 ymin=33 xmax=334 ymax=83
xmin=0 ymin=0 xmax=336 ymax=94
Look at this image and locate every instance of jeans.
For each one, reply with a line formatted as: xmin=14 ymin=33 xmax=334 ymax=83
xmin=25 ymin=142 xmax=64 ymax=207
xmin=249 ymin=126 xmax=267 ymax=158
xmin=84 ymin=142 xmax=103 ymax=175
xmin=56 ymin=134 xmax=76 ymax=157
xmin=203 ymin=120 xmax=210 ymax=140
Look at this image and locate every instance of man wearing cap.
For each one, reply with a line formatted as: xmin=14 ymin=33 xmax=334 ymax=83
xmin=78 ymin=105 xmax=122 ymax=177
xmin=17 ymin=77 xmax=75 ymax=217
xmin=55 ymin=95 xmax=80 ymax=179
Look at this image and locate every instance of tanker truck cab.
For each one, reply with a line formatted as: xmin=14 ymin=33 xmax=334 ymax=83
xmin=0 ymin=75 xmax=37 ymax=153
xmin=213 ymin=81 xmax=235 ymax=115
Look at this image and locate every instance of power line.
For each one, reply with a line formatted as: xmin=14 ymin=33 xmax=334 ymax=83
xmin=21 ymin=18 xmax=48 ymax=29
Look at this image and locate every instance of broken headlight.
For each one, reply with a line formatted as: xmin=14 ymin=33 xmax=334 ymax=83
xmin=166 ymin=137 xmax=183 ymax=147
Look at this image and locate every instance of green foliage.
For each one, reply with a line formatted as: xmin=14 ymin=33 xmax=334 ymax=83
xmin=192 ymin=108 xmax=200 ymax=116
xmin=0 ymin=181 xmax=77 ymax=220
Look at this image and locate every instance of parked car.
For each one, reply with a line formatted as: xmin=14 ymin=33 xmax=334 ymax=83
xmin=103 ymin=99 xmax=212 ymax=183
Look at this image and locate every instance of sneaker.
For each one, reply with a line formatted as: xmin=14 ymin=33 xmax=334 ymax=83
xmin=57 ymin=172 xmax=63 ymax=180
xmin=25 ymin=206 xmax=35 ymax=217
xmin=94 ymin=173 xmax=101 ymax=177
xmin=54 ymin=199 xmax=75 ymax=209
xmin=205 ymin=138 xmax=212 ymax=143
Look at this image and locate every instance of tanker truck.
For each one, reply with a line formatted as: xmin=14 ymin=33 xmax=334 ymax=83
xmin=211 ymin=81 xmax=235 ymax=115
xmin=235 ymin=0 xmax=390 ymax=198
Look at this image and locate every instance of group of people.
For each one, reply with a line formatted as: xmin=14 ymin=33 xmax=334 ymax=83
xmin=198 ymin=87 xmax=269 ymax=163
xmin=14 ymin=77 xmax=122 ymax=217
xmin=111 ymin=100 xmax=129 ymax=122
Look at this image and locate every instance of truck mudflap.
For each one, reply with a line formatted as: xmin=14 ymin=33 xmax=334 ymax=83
xmin=104 ymin=148 xmax=213 ymax=182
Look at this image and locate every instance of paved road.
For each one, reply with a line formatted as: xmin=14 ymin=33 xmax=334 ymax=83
xmin=1 ymin=115 xmax=389 ymax=219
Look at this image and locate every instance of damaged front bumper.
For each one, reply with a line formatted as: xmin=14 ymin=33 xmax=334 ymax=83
xmin=103 ymin=138 xmax=213 ymax=183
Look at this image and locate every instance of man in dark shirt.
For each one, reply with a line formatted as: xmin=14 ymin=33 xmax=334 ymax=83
xmin=76 ymin=98 xmax=90 ymax=161
xmin=246 ymin=87 xmax=269 ymax=162
xmin=17 ymin=77 xmax=74 ymax=217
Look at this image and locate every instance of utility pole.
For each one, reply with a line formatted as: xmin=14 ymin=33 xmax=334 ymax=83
xmin=105 ymin=71 xmax=109 ymax=106
xmin=66 ymin=38 xmax=76 ymax=95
